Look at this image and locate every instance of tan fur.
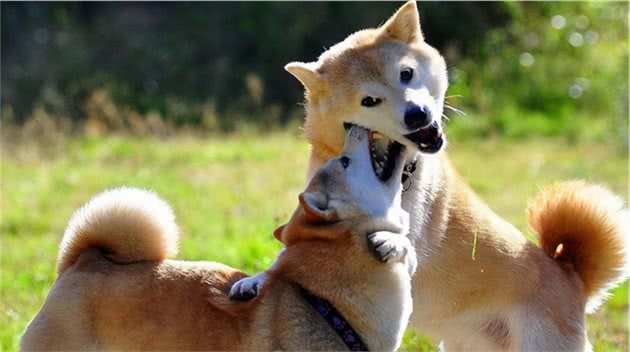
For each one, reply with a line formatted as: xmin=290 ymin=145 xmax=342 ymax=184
xmin=56 ymin=187 xmax=179 ymax=274
xmin=528 ymin=181 xmax=629 ymax=311
xmin=292 ymin=1 xmax=630 ymax=350
xmin=22 ymin=129 xmax=415 ymax=351
xmin=380 ymin=0 xmax=423 ymax=43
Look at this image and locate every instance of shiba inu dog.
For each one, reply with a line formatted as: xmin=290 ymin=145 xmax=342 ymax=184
xmin=234 ymin=1 xmax=630 ymax=350
xmin=21 ymin=126 xmax=417 ymax=351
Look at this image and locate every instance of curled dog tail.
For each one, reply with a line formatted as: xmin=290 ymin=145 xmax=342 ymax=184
xmin=527 ymin=181 xmax=629 ymax=312
xmin=57 ymin=187 xmax=179 ymax=275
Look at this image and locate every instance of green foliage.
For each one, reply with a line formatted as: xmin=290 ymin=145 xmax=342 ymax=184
xmin=0 ymin=2 xmax=508 ymax=129
xmin=5 ymin=2 xmax=626 ymax=146
xmin=1 ymin=132 xmax=627 ymax=351
xmin=448 ymin=2 xmax=628 ymax=145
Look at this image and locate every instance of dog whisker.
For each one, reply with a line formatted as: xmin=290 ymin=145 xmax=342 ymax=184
xmin=444 ymin=104 xmax=467 ymax=116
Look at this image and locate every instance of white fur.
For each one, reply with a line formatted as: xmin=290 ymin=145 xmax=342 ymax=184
xmin=512 ymin=305 xmax=587 ymax=352
xmin=357 ymin=260 xmax=413 ymax=351
xmin=585 ymin=205 xmax=630 ymax=313
xmin=342 ymin=126 xmax=406 ymax=223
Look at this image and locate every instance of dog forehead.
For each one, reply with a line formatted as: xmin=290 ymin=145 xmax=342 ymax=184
xmin=320 ymin=40 xmax=434 ymax=87
xmin=309 ymin=161 xmax=349 ymax=193
xmin=315 ymin=30 xmax=381 ymax=79
xmin=377 ymin=41 xmax=415 ymax=64
xmin=322 ymin=46 xmax=384 ymax=83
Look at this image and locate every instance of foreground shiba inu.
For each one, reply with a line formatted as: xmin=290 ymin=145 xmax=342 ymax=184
xmin=236 ymin=1 xmax=629 ymax=350
xmin=21 ymin=126 xmax=416 ymax=351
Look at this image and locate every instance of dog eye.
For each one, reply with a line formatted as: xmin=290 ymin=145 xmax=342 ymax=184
xmin=361 ymin=96 xmax=382 ymax=107
xmin=400 ymin=68 xmax=413 ymax=83
xmin=340 ymin=156 xmax=350 ymax=169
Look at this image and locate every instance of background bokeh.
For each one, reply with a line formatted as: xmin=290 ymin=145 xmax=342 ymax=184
xmin=2 ymin=2 xmax=628 ymax=144
xmin=1 ymin=2 xmax=628 ymax=351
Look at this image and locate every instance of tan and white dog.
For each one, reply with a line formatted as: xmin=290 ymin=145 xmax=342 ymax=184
xmin=21 ymin=126 xmax=417 ymax=351
xmin=234 ymin=1 xmax=630 ymax=350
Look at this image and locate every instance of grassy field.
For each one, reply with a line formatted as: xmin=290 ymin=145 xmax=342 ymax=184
xmin=1 ymin=131 xmax=627 ymax=351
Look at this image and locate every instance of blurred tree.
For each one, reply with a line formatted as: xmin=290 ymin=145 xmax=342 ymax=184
xmin=1 ymin=2 xmax=509 ymax=129
xmin=1 ymin=1 xmax=626 ymax=145
xmin=447 ymin=1 xmax=628 ymax=145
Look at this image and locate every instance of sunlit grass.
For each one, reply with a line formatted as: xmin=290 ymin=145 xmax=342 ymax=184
xmin=1 ymin=131 xmax=627 ymax=351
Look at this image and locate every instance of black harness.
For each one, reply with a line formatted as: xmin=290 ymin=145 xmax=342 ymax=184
xmin=301 ymin=287 xmax=369 ymax=351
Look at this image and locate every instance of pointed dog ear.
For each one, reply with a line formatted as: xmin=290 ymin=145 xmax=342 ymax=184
xmin=273 ymin=223 xmax=286 ymax=242
xmin=285 ymin=61 xmax=326 ymax=92
xmin=274 ymin=192 xmax=344 ymax=246
xmin=299 ymin=191 xmax=338 ymax=223
xmin=379 ymin=0 xmax=423 ymax=43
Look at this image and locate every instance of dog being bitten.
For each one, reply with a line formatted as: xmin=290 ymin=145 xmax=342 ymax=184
xmin=21 ymin=126 xmax=417 ymax=351
xmin=233 ymin=1 xmax=630 ymax=350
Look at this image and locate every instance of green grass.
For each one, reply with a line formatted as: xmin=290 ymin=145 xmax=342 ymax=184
xmin=1 ymin=131 xmax=627 ymax=351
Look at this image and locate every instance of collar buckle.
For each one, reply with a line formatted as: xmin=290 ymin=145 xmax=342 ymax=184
xmin=402 ymin=159 xmax=417 ymax=193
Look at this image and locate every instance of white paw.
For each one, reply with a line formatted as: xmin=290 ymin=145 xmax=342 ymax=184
xmin=367 ymin=231 xmax=417 ymax=275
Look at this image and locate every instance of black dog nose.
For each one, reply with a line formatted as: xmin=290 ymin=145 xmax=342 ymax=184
xmin=404 ymin=103 xmax=430 ymax=130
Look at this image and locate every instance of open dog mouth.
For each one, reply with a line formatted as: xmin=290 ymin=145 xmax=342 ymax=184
xmin=368 ymin=130 xmax=403 ymax=182
xmin=404 ymin=121 xmax=444 ymax=154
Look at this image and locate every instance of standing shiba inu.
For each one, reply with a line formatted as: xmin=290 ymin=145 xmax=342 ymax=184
xmin=234 ymin=1 xmax=630 ymax=350
xmin=21 ymin=126 xmax=416 ymax=351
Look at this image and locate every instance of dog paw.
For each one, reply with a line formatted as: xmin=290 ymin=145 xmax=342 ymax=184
xmin=367 ymin=231 xmax=408 ymax=263
xmin=367 ymin=231 xmax=417 ymax=274
xmin=229 ymin=273 xmax=266 ymax=301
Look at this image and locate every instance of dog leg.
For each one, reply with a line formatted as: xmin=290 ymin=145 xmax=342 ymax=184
xmin=367 ymin=231 xmax=417 ymax=275
xmin=229 ymin=249 xmax=285 ymax=301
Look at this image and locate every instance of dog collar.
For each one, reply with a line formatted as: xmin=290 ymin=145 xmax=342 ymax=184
xmin=300 ymin=287 xmax=368 ymax=351
xmin=402 ymin=159 xmax=417 ymax=192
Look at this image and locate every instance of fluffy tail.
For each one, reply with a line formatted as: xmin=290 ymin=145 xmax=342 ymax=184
xmin=57 ymin=187 xmax=179 ymax=275
xmin=527 ymin=181 xmax=629 ymax=312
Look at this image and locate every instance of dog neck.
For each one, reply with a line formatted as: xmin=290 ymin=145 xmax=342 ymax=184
xmin=299 ymin=286 xmax=369 ymax=351
xmin=399 ymin=152 xmax=449 ymax=251
xmin=267 ymin=220 xmax=412 ymax=351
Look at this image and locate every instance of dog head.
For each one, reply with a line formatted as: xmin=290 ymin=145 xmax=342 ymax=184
xmin=275 ymin=126 xmax=409 ymax=246
xmin=287 ymin=0 xmax=448 ymax=160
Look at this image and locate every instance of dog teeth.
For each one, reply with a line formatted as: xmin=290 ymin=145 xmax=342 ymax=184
xmin=368 ymin=129 xmax=398 ymax=180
